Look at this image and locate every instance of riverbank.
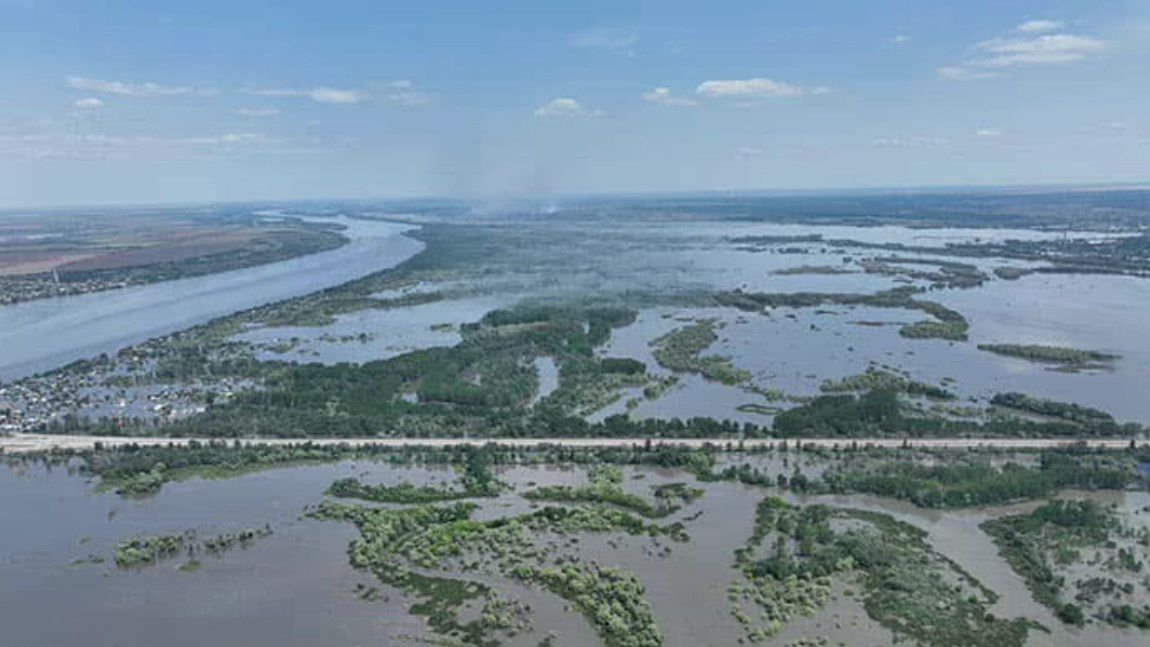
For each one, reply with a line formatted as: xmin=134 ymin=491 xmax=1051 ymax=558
xmin=0 ymin=217 xmax=422 ymax=381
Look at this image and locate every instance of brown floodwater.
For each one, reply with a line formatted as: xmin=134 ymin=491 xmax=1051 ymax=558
xmin=1 ymin=458 xmax=1146 ymax=646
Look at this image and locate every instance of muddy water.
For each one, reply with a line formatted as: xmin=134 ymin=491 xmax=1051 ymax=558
xmin=480 ymin=464 xmax=903 ymax=646
xmin=0 ymin=460 xmax=604 ymax=647
xmin=491 ymin=466 xmax=768 ymax=646
xmin=619 ymin=477 xmax=765 ymax=645
xmin=768 ymin=578 xmax=897 ymax=647
xmin=785 ymin=489 xmax=1150 ymax=647
xmin=787 ymin=492 xmax=1060 ymax=624
xmin=0 ymin=460 xmax=424 ymax=647
xmin=2 ymin=458 xmax=1147 ymax=646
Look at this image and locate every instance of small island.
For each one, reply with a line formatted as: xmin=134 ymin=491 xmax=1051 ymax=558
xmin=977 ymin=344 xmax=1119 ymax=371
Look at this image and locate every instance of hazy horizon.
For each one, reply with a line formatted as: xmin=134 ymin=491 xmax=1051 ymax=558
xmin=4 ymin=180 xmax=1150 ymax=214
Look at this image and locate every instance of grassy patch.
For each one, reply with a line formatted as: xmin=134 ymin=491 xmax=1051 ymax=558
xmin=651 ymin=320 xmax=751 ymax=386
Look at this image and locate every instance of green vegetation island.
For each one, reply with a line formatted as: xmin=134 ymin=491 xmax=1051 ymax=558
xmin=978 ymin=344 xmax=1120 ymax=371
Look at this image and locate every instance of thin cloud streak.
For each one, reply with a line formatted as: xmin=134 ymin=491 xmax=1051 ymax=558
xmin=66 ymin=76 xmax=216 ymax=97
xmin=246 ymin=87 xmax=364 ymax=104
xmin=642 ymin=87 xmax=696 ymax=106
xmin=696 ymin=78 xmax=808 ymax=98
xmin=533 ymin=97 xmax=603 ymax=119
xmin=939 ymin=21 xmax=1108 ymax=80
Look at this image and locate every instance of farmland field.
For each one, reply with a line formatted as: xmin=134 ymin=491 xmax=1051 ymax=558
xmin=0 ymin=207 xmax=346 ymax=304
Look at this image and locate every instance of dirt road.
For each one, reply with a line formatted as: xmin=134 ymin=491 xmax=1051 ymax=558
xmin=2 ymin=433 xmax=1144 ymax=455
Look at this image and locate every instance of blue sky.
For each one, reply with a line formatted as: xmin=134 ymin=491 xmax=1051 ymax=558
xmin=1 ymin=0 xmax=1148 ymax=207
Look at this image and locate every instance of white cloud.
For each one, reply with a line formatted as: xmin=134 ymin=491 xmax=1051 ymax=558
xmin=890 ymin=34 xmax=911 ymax=44
xmin=233 ymin=107 xmax=280 ymax=118
xmin=642 ymin=87 xmax=696 ymax=106
xmin=736 ymin=146 xmax=765 ymax=159
xmin=810 ymin=86 xmax=832 ymax=95
xmin=937 ymin=66 xmax=999 ymax=80
xmin=380 ymin=80 xmax=430 ymax=107
xmin=249 ymin=82 xmax=427 ymax=106
xmin=974 ymin=33 xmax=1107 ymax=67
xmin=571 ymin=27 xmax=638 ymax=52
xmin=533 ymin=97 xmax=602 ymax=119
xmin=73 ymin=97 xmax=104 ymax=109
xmin=695 ymin=78 xmax=809 ymax=98
xmin=186 ymin=133 xmax=270 ymax=145
xmin=871 ymin=135 xmax=950 ymax=148
xmin=1081 ymin=120 xmax=1127 ymax=133
xmin=0 ymin=131 xmax=277 ymax=160
xmin=66 ymin=76 xmax=213 ymax=97
xmin=1015 ymin=20 xmax=1062 ymax=34
xmin=976 ymin=128 xmax=1004 ymax=137
xmin=306 ymin=87 xmax=362 ymax=104
xmin=939 ymin=22 xmax=1108 ymax=80
xmin=248 ymin=86 xmax=364 ymax=104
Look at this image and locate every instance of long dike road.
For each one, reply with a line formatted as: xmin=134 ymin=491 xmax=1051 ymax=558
xmin=2 ymin=433 xmax=1146 ymax=455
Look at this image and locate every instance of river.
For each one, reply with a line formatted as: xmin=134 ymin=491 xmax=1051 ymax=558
xmin=0 ymin=217 xmax=422 ymax=382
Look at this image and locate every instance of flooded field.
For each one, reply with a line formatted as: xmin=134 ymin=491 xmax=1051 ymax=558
xmin=588 ymin=225 xmax=1150 ymax=423
xmin=236 ymin=295 xmax=512 ymax=365
xmin=0 ymin=460 xmax=415 ymax=647
xmin=3 ymin=198 xmax=1150 ymax=646
xmin=937 ymin=274 xmax=1150 ymax=422
xmin=593 ymin=290 xmax=1150 ymax=426
xmin=7 ymin=207 xmax=1150 ymax=437
xmin=214 ymin=217 xmax=1150 ymax=427
xmin=2 ymin=453 xmax=1146 ymax=647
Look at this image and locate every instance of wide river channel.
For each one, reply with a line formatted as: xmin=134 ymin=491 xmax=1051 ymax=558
xmin=0 ymin=217 xmax=421 ymax=381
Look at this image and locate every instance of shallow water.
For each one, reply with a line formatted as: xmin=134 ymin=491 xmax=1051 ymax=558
xmin=559 ymin=219 xmax=1150 ymax=425
xmin=6 ymin=457 xmax=1148 ymax=646
xmin=601 ymin=289 xmax=1150 ymax=425
xmin=0 ymin=460 xmax=425 ymax=647
xmin=936 ymin=273 xmax=1150 ymax=422
xmin=531 ymin=356 xmax=560 ymax=404
xmin=783 ymin=489 xmax=1150 ymax=647
xmin=236 ymin=294 xmax=509 ymax=365
xmin=667 ymin=220 xmax=1129 ymax=248
xmin=591 ymin=308 xmax=772 ymax=425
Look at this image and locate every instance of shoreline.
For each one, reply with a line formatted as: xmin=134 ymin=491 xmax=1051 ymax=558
xmin=0 ymin=218 xmax=422 ymax=381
